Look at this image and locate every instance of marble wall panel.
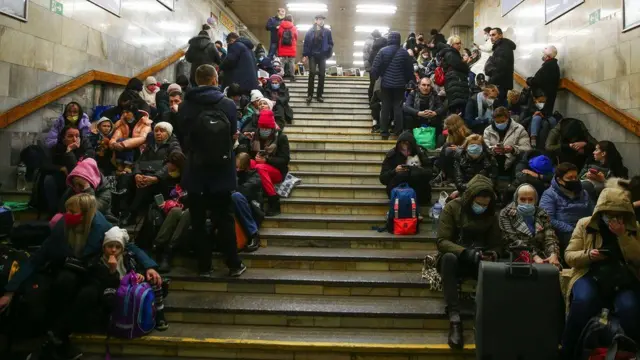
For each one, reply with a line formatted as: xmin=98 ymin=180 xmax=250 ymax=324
xmin=61 ymin=17 xmax=90 ymax=52
xmin=0 ymin=26 xmax=36 ymax=68
xmin=0 ymin=62 xmax=10 ymax=97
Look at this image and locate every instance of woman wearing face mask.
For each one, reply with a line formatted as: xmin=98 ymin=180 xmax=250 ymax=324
xmin=539 ymin=162 xmax=594 ymax=259
xmin=519 ymin=89 xmax=558 ymax=149
xmin=578 ymin=140 xmax=628 ymax=201
xmin=0 ymin=193 xmax=158 ymax=360
xmin=58 ymin=158 xmax=113 ymax=217
xmin=379 ymin=132 xmax=433 ymax=204
xmin=240 ymin=109 xmax=290 ymax=216
xmin=561 ymin=185 xmax=640 ymax=359
xmin=45 ymin=102 xmax=91 ymax=148
xmin=499 ymin=183 xmax=560 ymax=266
xmin=140 ymin=76 xmax=160 ymax=108
xmin=483 ymin=106 xmax=531 ymax=178
xmin=464 ymin=84 xmax=499 ymax=134
xmin=453 ymin=134 xmax=498 ymax=196
xmin=262 ymin=74 xmax=293 ymax=126
xmin=432 ymin=115 xmax=472 ymax=186
xmin=437 ymin=174 xmax=505 ymax=349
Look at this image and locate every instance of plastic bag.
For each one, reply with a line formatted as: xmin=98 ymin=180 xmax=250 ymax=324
xmin=413 ymin=126 xmax=436 ymax=150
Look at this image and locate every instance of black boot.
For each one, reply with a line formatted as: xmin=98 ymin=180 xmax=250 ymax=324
xmin=245 ymin=233 xmax=260 ymax=252
xmin=305 ymin=96 xmax=312 ymax=104
xmin=316 ymin=96 xmax=324 ymax=103
xmin=266 ymin=195 xmax=281 ymax=217
xmin=158 ymin=253 xmax=171 ymax=274
xmin=447 ymin=321 xmax=464 ymax=350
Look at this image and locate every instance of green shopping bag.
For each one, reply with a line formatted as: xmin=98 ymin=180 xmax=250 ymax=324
xmin=413 ymin=126 xmax=436 ymax=150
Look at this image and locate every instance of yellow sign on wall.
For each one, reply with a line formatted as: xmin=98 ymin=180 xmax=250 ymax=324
xmin=220 ymin=11 xmax=235 ymax=32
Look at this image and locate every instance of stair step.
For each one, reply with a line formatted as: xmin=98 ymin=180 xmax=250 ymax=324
xmin=161 ymin=292 xmax=473 ymax=330
xmin=280 ymin=197 xmax=394 ymax=215
xmin=294 ymin=107 xmax=370 ymax=115
xmin=289 ymin=91 xmax=369 ymax=99
xmin=289 ymin=139 xmax=395 ymax=152
xmin=287 ymin=123 xmax=372 ymax=129
xmin=263 ymin=212 xmax=388 ymax=229
xmin=289 ymin=119 xmax=373 ymax=127
xmin=286 ymin=184 xmax=453 ymax=202
xmin=291 ymin=148 xmax=387 ymax=161
xmin=287 ymin=83 xmax=369 ymax=89
xmin=291 ymin=171 xmax=380 ymax=185
xmin=287 ymin=132 xmax=389 ymax=141
xmin=289 ymin=101 xmax=370 ymax=108
xmin=292 ymin=113 xmax=372 ymax=120
xmin=72 ymin=323 xmax=475 ymax=358
xmin=290 ymin=160 xmax=380 ymax=174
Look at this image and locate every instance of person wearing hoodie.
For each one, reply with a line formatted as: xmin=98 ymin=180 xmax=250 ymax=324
xmin=453 ymin=134 xmax=498 ymax=195
xmin=436 ymin=174 xmax=505 ymax=349
xmin=186 ymin=30 xmax=221 ymax=87
xmin=277 ymin=14 xmax=298 ymax=81
xmin=470 ymin=27 xmax=493 ymax=78
xmin=539 ymin=162 xmax=594 ymax=257
xmin=379 ymin=132 xmax=433 ymax=204
xmin=438 ymin=36 xmax=471 ymax=115
xmin=371 ymin=31 xmax=414 ymax=139
xmin=233 ymin=152 xmax=264 ymax=252
xmin=139 ymin=76 xmax=160 ymax=108
xmin=178 ymin=64 xmax=246 ymax=277
xmin=262 ymin=74 xmax=293 ymax=126
xmin=499 ymin=183 xmax=561 ymax=266
xmin=484 ymin=28 xmax=516 ymax=106
xmin=221 ymin=32 xmax=259 ymax=93
xmin=464 ymin=84 xmax=499 ymax=134
xmin=545 ymin=116 xmax=598 ymax=170
xmin=526 ymin=46 xmax=560 ymax=117
xmin=45 ymin=101 xmax=91 ymax=148
xmin=483 ymin=106 xmax=531 ymax=178
xmin=58 ymin=157 xmax=112 ymax=216
xmin=89 ymin=116 xmax=115 ymax=174
xmin=265 ymin=8 xmax=286 ymax=58
xmin=561 ymin=185 xmax=640 ymax=358
xmin=302 ymin=14 xmax=334 ymax=104
xmin=364 ymin=29 xmax=382 ymax=99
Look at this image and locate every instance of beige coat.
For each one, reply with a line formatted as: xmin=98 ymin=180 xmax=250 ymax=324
xmin=564 ymin=187 xmax=640 ymax=311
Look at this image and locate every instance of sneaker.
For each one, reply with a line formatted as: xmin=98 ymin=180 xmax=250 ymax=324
xmin=371 ymin=125 xmax=380 ymax=134
xmin=229 ymin=263 xmax=247 ymax=277
xmin=199 ymin=270 xmax=215 ymax=278
xmin=155 ymin=311 xmax=169 ymax=331
xmin=316 ymin=96 xmax=325 ymax=103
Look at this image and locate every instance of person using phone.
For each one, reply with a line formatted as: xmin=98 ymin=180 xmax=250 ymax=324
xmin=561 ymin=186 xmax=640 ymax=358
xmin=578 ymin=141 xmax=629 ymax=201
xmin=482 ymin=106 xmax=531 ymax=179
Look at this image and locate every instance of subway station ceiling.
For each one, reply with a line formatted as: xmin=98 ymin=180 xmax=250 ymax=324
xmin=226 ymin=0 xmax=466 ymax=67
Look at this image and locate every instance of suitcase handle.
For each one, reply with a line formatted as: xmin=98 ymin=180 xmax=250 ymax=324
xmin=505 ymin=262 xmax=537 ymax=279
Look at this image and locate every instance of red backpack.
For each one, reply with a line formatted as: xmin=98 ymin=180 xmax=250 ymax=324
xmin=434 ymin=66 xmax=445 ymax=86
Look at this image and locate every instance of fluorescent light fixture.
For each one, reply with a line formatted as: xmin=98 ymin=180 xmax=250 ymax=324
xmin=356 ymin=4 xmax=397 ymax=13
xmin=353 ymin=41 xmax=365 ymax=46
xmin=353 ymin=52 xmax=363 ymax=57
xmin=326 ymin=60 xmax=337 ymax=65
xmin=353 ymin=60 xmax=364 ymax=65
xmin=332 ymin=52 xmax=336 ymax=56
xmin=355 ymin=25 xmax=389 ymax=33
xmin=287 ymin=3 xmax=328 ymax=12
xmin=297 ymin=24 xmax=331 ymax=31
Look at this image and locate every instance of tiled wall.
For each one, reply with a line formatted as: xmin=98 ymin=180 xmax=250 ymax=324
xmin=0 ymin=0 xmax=252 ymax=188
xmin=474 ymin=0 xmax=640 ymax=175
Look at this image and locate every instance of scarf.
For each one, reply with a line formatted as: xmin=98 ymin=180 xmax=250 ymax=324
xmin=476 ymin=92 xmax=493 ymax=122
xmin=414 ymin=91 xmax=434 ymax=111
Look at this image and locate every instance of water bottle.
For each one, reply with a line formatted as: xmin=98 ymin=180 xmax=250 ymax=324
xmin=431 ymin=201 xmax=443 ymax=232
xmin=16 ymin=162 xmax=27 ymax=191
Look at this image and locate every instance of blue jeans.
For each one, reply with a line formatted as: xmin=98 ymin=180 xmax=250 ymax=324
xmin=231 ymin=192 xmax=258 ymax=236
xmin=562 ymin=275 xmax=640 ymax=357
xmin=268 ymin=42 xmax=278 ymax=59
xmin=530 ymin=115 xmax=557 ymax=137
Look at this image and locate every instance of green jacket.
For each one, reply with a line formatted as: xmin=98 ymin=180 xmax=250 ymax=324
xmin=436 ymin=175 xmax=505 ymax=256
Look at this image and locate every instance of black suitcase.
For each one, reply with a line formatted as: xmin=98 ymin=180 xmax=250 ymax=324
xmin=475 ymin=261 xmax=563 ymax=360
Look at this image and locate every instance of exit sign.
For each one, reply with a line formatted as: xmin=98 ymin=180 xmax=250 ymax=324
xmin=50 ymin=0 xmax=63 ymax=15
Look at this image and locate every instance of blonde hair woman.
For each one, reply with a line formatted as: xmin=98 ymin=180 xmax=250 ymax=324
xmin=0 ymin=193 xmax=158 ymax=359
xmin=432 ymin=115 xmax=473 ymax=186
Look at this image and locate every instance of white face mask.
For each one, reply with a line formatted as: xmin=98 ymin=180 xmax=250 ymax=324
xmin=535 ymin=102 xmax=545 ymax=110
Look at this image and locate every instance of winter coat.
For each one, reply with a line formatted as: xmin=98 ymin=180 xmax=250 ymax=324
xmin=243 ymin=130 xmax=291 ymax=178
xmin=43 ymin=137 xmax=95 ymax=174
xmin=302 ymin=26 xmax=334 ymax=59
xmin=499 ymin=186 xmax=559 ymax=258
xmin=133 ymin=134 xmax=181 ymax=178
xmin=5 ymin=211 xmax=156 ymax=292
xmin=437 ymin=174 xmax=505 ymax=257
xmin=109 ymin=117 xmax=153 ymax=150
xmin=438 ymin=45 xmax=471 ymax=109
xmin=159 ymin=111 xmax=183 ymax=146
xmin=363 ymin=33 xmax=378 ymax=71
xmin=470 ymin=38 xmax=493 ymax=76
xmin=265 ymin=15 xmax=284 ymax=44
xmin=545 ymin=117 xmax=597 ymax=169
xmin=526 ymin=58 xmax=560 ymax=117
xmin=237 ymin=169 xmax=263 ymax=208
xmin=155 ymin=84 xmax=170 ymax=115
xmin=453 ymin=147 xmax=498 ymax=193
xmin=58 ymin=158 xmax=111 ymax=215
xmin=564 ymin=187 xmax=640 ymax=311
xmin=428 ymin=33 xmax=446 ymax=57
xmin=89 ymin=119 xmax=115 ymax=174
xmin=277 ymin=20 xmax=298 ymax=58
xmin=379 ymin=132 xmax=433 ymax=204
xmin=403 ymin=90 xmax=445 ymax=117
xmin=485 ymin=38 xmax=517 ymax=90
xmin=45 ymin=113 xmax=92 ymax=148
xmin=186 ymin=35 xmax=222 ymax=85
xmin=371 ymin=32 xmax=414 ymax=89
xmin=483 ymin=119 xmax=532 ymax=170
xmin=464 ymin=92 xmax=494 ymax=128
xmin=369 ymin=36 xmax=388 ymax=66
xmin=262 ymin=82 xmax=294 ymax=125
xmin=513 ymin=150 xmax=554 ymax=196
xmin=220 ymin=37 xmax=259 ymax=92
xmin=539 ymin=178 xmax=594 ymax=236
xmin=88 ymin=250 xmax=153 ymax=290
xmin=178 ymin=85 xmax=237 ymax=194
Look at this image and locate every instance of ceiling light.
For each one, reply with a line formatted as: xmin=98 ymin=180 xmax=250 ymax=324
xmin=287 ymin=3 xmax=328 ymax=12
xmin=326 ymin=60 xmax=337 ymax=65
xmin=353 ymin=41 xmax=365 ymax=46
xmin=353 ymin=60 xmax=364 ymax=65
xmin=356 ymin=4 xmax=397 ymax=14
xmin=355 ymin=25 xmax=389 ymax=33
xmin=297 ymin=24 xmax=331 ymax=31
xmin=353 ymin=52 xmax=363 ymax=57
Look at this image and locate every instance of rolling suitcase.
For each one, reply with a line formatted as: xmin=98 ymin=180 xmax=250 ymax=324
xmin=475 ymin=261 xmax=563 ymax=360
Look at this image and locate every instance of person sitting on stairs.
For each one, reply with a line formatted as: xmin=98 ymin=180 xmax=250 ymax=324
xmin=436 ymin=174 xmax=505 ymax=350
xmin=232 ymin=152 xmax=264 ymax=252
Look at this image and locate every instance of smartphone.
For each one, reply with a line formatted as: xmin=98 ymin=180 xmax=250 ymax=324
xmin=597 ymin=249 xmax=611 ymax=255
xmin=154 ymin=194 xmax=165 ymax=207
xmin=496 ymin=142 xmax=504 ymax=148
xmin=589 ymin=168 xmax=598 ymax=175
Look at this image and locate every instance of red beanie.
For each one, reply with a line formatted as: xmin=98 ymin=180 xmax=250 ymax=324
xmin=257 ymin=109 xmax=276 ymax=129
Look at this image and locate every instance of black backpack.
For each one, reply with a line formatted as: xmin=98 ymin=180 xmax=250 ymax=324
xmin=281 ymin=28 xmax=293 ymax=46
xmin=0 ymin=245 xmax=29 ymax=296
xmin=575 ymin=309 xmax=640 ymax=360
xmin=190 ymin=108 xmax=232 ymax=167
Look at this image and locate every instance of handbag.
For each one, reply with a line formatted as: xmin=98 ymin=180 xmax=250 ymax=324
xmin=413 ymin=126 xmax=436 ymax=150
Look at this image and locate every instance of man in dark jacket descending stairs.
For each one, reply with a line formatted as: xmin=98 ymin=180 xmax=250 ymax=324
xmin=186 ymin=31 xmax=221 ymax=87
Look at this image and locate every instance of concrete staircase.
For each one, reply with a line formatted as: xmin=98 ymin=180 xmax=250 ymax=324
xmin=26 ymin=76 xmax=474 ymax=358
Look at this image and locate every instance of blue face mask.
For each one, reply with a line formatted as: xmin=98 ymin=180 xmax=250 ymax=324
xmin=495 ymin=121 xmax=508 ymax=130
xmin=472 ymin=202 xmax=487 ymax=215
xmin=517 ymin=203 xmax=536 ymax=217
xmin=467 ymin=144 xmax=483 ymax=156
xmin=259 ymin=129 xmax=273 ymax=138
xmin=271 ymin=83 xmax=280 ymax=90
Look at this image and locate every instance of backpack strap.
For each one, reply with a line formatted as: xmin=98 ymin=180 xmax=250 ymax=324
xmin=411 ymin=198 xmax=416 ymax=219
xmin=394 ymin=198 xmax=399 ymax=219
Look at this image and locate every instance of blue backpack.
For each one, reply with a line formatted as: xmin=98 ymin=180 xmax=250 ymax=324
xmin=386 ymin=183 xmax=420 ymax=235
xmin=109 ymin=271 xmax=155 ymax=339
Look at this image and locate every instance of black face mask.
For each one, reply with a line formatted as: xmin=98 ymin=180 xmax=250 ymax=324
xmin=562 ymin=179 xmax=582 ymax=193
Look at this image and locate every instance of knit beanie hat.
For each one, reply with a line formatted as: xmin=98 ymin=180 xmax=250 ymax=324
xmin=167 ymin=83 xmax=182 ymax=94
xmin=269 ymin=74 xmax=283 ymax=83
xmin=257 ymin=110 xmax=276 ymax=129
xmin=528 ymin=154 xmax=554 ymax=175
xmin=154 ymin=121 xmax=174 ymax=137
xmin=144 ymin=76 xmax=158 ymax=87
xmin=250 ymin=89 xmax=263 ymax=103
xmin=104 ymin=226 xmax=129 ymax=249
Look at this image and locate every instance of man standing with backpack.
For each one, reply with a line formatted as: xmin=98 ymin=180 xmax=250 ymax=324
xmin=265 ymin=8 xmax=286 ymax=59
xmin=302 ymin=14 xmax=334 ymax=104
xmin=178 ymin=64 xmax=246 ymax=277
xmin=277 ymin=14 xmax=298 ymax=81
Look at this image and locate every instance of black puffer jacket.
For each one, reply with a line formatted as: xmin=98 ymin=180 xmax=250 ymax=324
xmin=439 ymin=46 xmax=470 ymax=110
xmin=133 ymin=134 xmax=182 ymax=178
xmin=453 ymin=147 xmax=498 ymax=193
xmin=237 ymin=169 xmax=263 ymax=208
xmin=186 ymin=35 xmax=221 ymax=85
xmin=379 ymin=132 xmax=432 ymax=203
xmin=485 ymin=38 xmax=516 ymax=90
xmin=262 ymin=81 xmax=294 ymax=125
